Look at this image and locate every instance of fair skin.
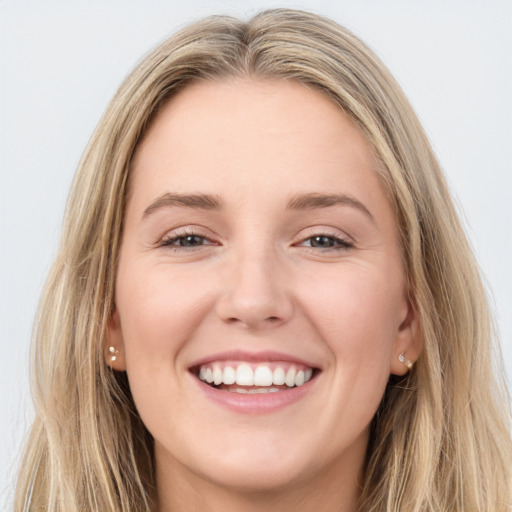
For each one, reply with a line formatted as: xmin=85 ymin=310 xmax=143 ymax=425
xmin=107 ymin=79 xmax=420 ymax=511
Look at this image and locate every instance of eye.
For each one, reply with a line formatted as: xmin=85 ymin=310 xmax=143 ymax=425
xmin=160 ymin=231 xmax=215 ymax=250
xmin=299 ymin=234 xmax=352 ymax=250
xmin=168 ymin=234 xmax=207 ymax=247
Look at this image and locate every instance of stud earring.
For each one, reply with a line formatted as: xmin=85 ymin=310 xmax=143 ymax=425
xmin=108 ymin=346 xmax=120 ymax=363
xmin=398 ymin=352 xmax=413 ymax=370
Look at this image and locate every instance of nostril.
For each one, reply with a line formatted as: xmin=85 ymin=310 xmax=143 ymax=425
xmin=224 ymin=315 xmax=283 ymax=326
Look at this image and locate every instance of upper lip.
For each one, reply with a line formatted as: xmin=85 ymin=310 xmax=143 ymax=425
xmin=188 ymin=349 xmax=321 ymax=370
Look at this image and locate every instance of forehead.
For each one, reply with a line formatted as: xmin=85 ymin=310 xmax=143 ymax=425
xmin=129 ymin=78 xmax=384 ymax=212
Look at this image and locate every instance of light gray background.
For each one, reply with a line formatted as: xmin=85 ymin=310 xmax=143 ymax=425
xmin=1 ymin=0 xmax=510 ymax=506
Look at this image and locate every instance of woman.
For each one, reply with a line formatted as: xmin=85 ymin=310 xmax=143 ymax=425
xmin=15 ymin=9 xmax=511 ymax=511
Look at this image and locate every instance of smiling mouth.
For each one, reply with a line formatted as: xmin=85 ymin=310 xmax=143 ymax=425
xmin=192 ymin=362 xmax=317 ymax=394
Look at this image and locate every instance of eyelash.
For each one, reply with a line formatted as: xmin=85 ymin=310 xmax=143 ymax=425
xmin=159 ymin=230 xmax=353 ymax=253
xmin=297 ymin=233 xmax=353 ymax=252
xmin=159 ymin=229 xmax=215 ymax=251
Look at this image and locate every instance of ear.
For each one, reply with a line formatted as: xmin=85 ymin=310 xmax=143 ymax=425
xmin=390 ymin=294 xmax=422 ymax=376
xmin=105 ymin=309 xmax=127 ymax=371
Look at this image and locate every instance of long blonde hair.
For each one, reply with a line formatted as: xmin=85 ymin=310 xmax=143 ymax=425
xmin=15 ymin=9 xmax=511 ymax=511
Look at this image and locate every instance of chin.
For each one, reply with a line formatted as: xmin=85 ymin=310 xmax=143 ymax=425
xmin=166 ymin=435 xmax=317 ymax=494
xmin=200 ymin=459 xmax=309 ymax=494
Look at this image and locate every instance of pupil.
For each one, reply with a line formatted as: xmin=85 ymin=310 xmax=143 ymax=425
xmin=311 ymin=236 xmax=333 ymax=248
xmin=180 ymin=235 xmax=203 ymax=246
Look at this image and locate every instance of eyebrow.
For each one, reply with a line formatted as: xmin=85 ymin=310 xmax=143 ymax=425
xmin=142 ymin=191 xmax=374 ymax=223
xmin=286 ymin=193 xmax=374 ymax=222
xmin=143 ymin=192 xmax=222 ymax=217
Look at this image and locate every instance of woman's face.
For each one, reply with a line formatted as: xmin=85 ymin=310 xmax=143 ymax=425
xmin=108 ymin=79 xmax=418 ymax=495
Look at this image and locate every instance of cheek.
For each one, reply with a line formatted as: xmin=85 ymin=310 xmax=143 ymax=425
xmin=115 ymin=260 xmax=215 ymax=365
xmin=299 ymin=262 xmax=402 ymax=367
xmin=114 ymin=260 xmax=218 ymax=435
xmin=282 ymin=263 xmax=404 ymax=452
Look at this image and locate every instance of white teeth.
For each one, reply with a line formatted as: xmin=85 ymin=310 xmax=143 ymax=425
xmin=197 ymin=362 xmax=315 ymax=389
xmin=285 ymin=367 xmax=296 ymax=387
xmin=228 ymin=387 xmax=282 ymax=394
xmin=223 ymin=366 xmax=236 ymax=385
xmin=213 ymin=364 xmax=223 ymax=385
xmin=254 ymin=365 xmax=273 ymax=386
xmin=273 ymin=367 xmax=286 ymax=385
xmin=236 ymin=363 xmax=254 ymax=386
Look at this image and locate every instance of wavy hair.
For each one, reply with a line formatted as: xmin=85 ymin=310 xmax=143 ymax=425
xmin=15 ymin=9 xmax=511 ymax=511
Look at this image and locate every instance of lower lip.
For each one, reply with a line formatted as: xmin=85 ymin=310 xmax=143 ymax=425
xmin=192 ymin=374 xmax=318 ymax=414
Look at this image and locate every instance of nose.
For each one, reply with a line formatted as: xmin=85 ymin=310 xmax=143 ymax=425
xmin=215 ymin=249 xmax=294 ymax=330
